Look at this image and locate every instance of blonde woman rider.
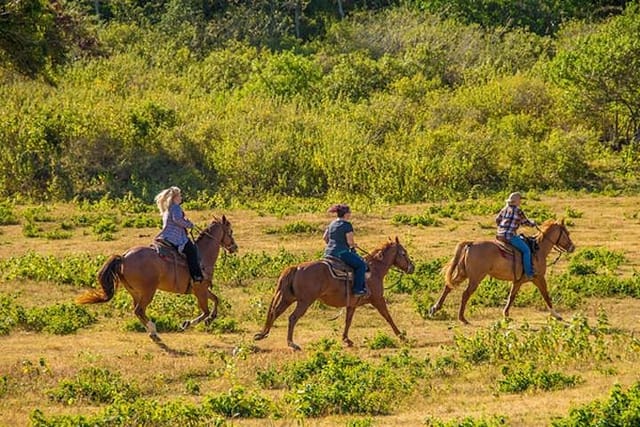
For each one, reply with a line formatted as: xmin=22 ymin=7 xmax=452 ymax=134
xmin=155 ymin=186 xmax=203 ymax=282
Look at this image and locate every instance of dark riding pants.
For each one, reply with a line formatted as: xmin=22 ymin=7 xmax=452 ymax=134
xmin=181 ymin=240 xmax=203 ymax=280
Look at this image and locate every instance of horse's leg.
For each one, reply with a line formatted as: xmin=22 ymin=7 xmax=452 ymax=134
xmin=133 ymin=291 xmax=158 ymax=340
xmin=370 ymin=297 xmax=404 ymax=340
xmin=533 ymin=276 xmax=562 ymax=320
xmin=254 ymin=291 xmax=295 ymax=341
xmin=181 ymin=285 xmax=210 ymax=331
xmin=458 ymin=277 xmax=482 ymax=325
xmin=204 ymin=289 xmax=218 ymax=326
xmin=503 ymin=281 xmax=522 ymax=319
xmin=429 ymin=285 xmax=453 ymax=316
xmin=287 ymin=300 xmax=313 ymax=351
xmin=342 ymin=306 xmax=356 ymax=347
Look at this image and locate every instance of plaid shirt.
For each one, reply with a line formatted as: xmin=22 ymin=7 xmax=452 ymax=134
xmin=496 ymin=205 xmax=535 ymax=240
xmin=157 ymin=203 xmax=193 ymax=249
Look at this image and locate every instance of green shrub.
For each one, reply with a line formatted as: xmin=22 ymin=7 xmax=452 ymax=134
xmin=25 ymin=303 xmax=96 ymax=335
xmin=392 ymin=213 xmax=441 ymax=227
xmin=264 ymin=220 xmax=320 ymax=235
xmin=0 ymin=294 xmax=26 ymax=335
xmin=203 ymin=386 xmax=272 ymax=418
xmin=0 ymin=202 xmax=19 ymax=225
xmin=366 ymin=331 xmax=398 ymax=349
xmin=0 ymin=252 xmax=105 ymax=287
xmin=47 ymin=367 xmax=140 ymax=405
xmin=497 ymin=364 xmax=581 ymax=393
xmin=552 ymin=382 xmax=640 ymax=427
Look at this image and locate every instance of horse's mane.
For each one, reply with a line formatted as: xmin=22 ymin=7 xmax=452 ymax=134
xmin=194 ymin=216 xmax=223 ymax=243
xmin=535 ymin=219 xmax=562 ymax=242
xmin=364 ymin=241 xmax=395 ymax=263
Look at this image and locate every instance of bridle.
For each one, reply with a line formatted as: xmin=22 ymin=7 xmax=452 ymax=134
xmin=193 ymin=221 xmax=237 ymax=253
xmin=536 ymin=223 xmax=571 ymax=266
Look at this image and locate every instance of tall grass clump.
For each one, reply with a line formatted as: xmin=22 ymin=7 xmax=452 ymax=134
xmin=47 ymin=367 xmax=140 ymax=405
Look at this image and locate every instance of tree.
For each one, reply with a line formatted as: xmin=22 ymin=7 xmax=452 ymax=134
xmin=549 ymin=2 xmax=640 ymax=145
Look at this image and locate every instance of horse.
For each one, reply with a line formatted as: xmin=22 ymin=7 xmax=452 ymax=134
xmin=76 ymin=216 xmax=238 ymax=340
xmin=254 ymin=237 xmax=415 ymax=351
xmin=428 ymin=219 xmax=575 ymax=324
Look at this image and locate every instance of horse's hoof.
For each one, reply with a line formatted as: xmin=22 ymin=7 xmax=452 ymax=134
xmin=204 ymin=315 xmax=216 ymax=327
xmin=254 ymin=332 xmax=268 ymax=341
xmin=180 ymin=320 xmax=191 ymax=331
xmin=428 ymin=306 xmax=437 ymax=317
xmin=288 ymin=342 xmax=302 ymax=351
xmin=459 ymin=318 xmax=470 ymax=325
xmin=343 ymin=338 xmax=354 ymax=347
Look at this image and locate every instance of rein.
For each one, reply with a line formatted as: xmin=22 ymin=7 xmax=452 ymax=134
xmin=357 ymin=245 xmax=407 ymax=291
xmin=535 ymin=224 xmax=568 ymax=267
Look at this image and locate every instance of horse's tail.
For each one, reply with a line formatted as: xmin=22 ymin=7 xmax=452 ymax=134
xmin=443 ymin=241 xmax=472 ymax=288
xmin=76 ymin=255 xmax=123 ymax=304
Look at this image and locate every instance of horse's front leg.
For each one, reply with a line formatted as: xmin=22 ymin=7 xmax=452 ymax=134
xmin=204 ymin=289 xmax=219 ymax=326
xmin=342 ymin=306 xmax=356 ymax=347
xmin=533 ymin=276 xmax=562 ymax=321
xmin=181 ymin=285 xmax=210 ymax=331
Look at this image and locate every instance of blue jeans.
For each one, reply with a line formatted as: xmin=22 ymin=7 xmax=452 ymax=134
xmin=509 ymin=235 xmax=533 ymax=277
xmin=339 ymin=251 xmax=367 ymax=292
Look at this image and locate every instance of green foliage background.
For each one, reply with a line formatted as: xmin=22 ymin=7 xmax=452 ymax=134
xmin=1 ymin=1 xmax=639 ymax=203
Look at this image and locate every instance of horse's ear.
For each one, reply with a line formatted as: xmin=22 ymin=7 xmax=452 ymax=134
xmin=222 ymin=215 xmax=227 ymax=224
xmin=395 ymin=236 xmax=400 ymax=244
xmin=560 ymin=217 xmax=565 ymax=225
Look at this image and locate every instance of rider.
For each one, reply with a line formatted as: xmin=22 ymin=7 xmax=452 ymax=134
xmin=323 ymin=203 xmax=368 ymax=297
xmin=496 ymin=192 xmax=537 ymax=278
xmin=155 ymin=186 xmax=204 ymax=283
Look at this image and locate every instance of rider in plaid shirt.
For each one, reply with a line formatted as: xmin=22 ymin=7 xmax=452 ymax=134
xmin=496 ymin=192 xmax=537 ymax=278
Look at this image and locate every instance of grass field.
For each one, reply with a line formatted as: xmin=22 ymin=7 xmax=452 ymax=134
xmin=1 ymin=193 xmax=639 ymax=426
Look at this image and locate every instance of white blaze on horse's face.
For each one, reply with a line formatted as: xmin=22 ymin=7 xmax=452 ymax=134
xmin=395 ymin=245 xmax=415 ymax=274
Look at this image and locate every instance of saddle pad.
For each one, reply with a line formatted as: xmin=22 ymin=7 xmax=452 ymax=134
xmin=321 ymin=257 xmax=353 ymax=280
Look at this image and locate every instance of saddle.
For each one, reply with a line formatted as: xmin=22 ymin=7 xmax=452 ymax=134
xmin=321 ymin=256 xmax=372 ymax=281
xmin=151 ymin=238 xmax=187 ymax=266
xmin=495 ymin=234 xmax=539 ymax=280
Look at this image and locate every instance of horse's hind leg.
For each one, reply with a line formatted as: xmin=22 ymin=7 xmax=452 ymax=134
xmin=342 ymin=307 xmax=356 ymax=347
xmin=287 ymin=300 xmax=312 ymax=351
xmin=133 ymin=291 xmax=159 ymax=340
xmin=254 ymin=290 xmax=294 ymax=341
xmin=429 ymin=285 xmax=453 ymax=316
xmin=458 ymin=278 xmax=482 ymax=324
xmin=503 ymin=281 xmax=522 ymax=319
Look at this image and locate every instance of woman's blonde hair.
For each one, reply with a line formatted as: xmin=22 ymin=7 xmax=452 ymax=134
xmin=155 ymin=186 xmax=181 ymax=214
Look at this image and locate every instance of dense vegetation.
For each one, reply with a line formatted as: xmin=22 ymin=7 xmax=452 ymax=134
xmin=1 ymin=1 xmax=639 ymax=203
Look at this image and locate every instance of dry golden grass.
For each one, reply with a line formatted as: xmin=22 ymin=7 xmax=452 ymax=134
xmin=1 ymin=194 xmax=640 ymax=426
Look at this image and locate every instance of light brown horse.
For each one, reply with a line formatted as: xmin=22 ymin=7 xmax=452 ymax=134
xmin=429 ymin=219 xmax=575 ymax=324
xmin=254 ymin=237 xmax=415 ymax=351
xmin=76 ymin=216 xmax=237 ymax=340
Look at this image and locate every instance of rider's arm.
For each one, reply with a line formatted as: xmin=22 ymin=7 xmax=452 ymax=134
xmin=346 ymin=231 xmax=357 ymax=250
xmin=323 ymin=228 xmax=329 ymax=243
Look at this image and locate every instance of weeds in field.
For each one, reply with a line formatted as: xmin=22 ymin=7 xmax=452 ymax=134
xmin=47 ymin=367 xmax=140 ymax=405
xmin=365 ymin=331 xmax=398 ymax=349
xmin=497 ymin=363 xmax=581 ymax=393
xmin=551 ymin=382 xmax=640 ymax=426
xmin=264 ymin=220 xmax=320 ymax=235
xmin=0 ymin=201 xmax=19 ymax=225
xmin=204 ymin=386 xmax=273 ymax=418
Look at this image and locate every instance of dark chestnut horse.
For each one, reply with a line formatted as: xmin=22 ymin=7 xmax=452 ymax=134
xmin=429 ymin=219 xmax=575 ymax=324
xmin=76 ymin=216 xmax=237 ymax=340
xmin=254 ymin=237 xmax=415 ymax=350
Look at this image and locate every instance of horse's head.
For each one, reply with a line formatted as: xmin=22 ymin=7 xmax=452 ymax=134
xmin=542 ymin=219 xmax=575 ymax=253
xmin=391 ymin=237 xmax=415 ymax=274
xmin=218 ymin=215 xmax=238 ymax=253
xmin=199 ymin=215 xmax=238 ymax=254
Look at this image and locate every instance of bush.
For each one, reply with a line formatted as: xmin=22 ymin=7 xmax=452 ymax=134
xmin=47 ymin=367 xmax=140 ymax=405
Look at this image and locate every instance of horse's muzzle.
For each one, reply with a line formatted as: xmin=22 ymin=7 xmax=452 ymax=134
xmin=406 ymin=263 xmax=415 ymax=274
xmin=226 ymin=243 xmax=238 ymax=253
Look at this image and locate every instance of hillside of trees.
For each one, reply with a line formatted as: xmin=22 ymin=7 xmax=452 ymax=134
xmin=1 ymin=0 xmax=639 ymax=203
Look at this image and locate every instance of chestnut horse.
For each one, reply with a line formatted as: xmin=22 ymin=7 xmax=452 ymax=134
xmin=76 ymin=216 xmax=237 ymax=340
xmin=429 ymin=219 xmax=575 ymax=324
xmin=254 ymin=237 xmax=415 ymax=350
